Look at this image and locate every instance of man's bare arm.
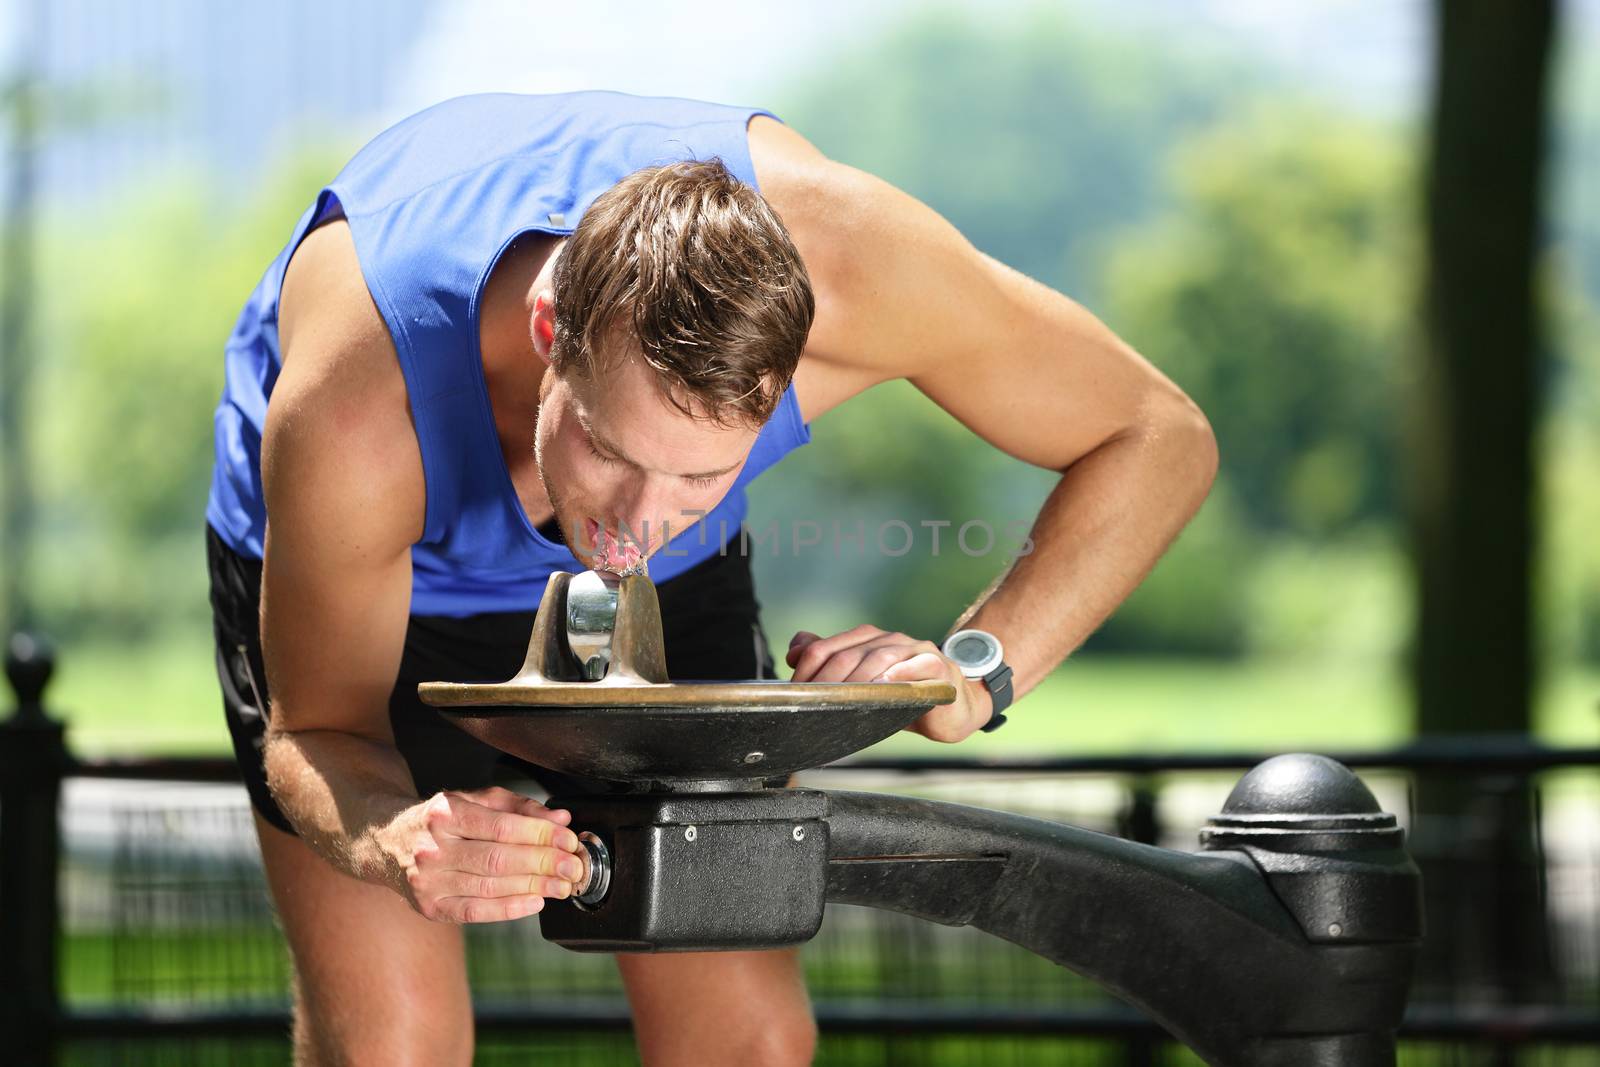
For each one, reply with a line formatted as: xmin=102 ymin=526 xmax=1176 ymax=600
xmin=261 ymin=220 xmax=581 ymax=920
xmin=775 ymin=156 xmax=1218 ymax=738
xmin=261 ymin=217 xmax=436 ymax=883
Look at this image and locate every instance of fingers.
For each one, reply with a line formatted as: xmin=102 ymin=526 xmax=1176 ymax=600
xmin=789 ymin=625 xmax=944 ymax=684
xmin=429 ymin=894 xmax=547 ymax=924
xmin=787 ymin=624 xmax=885 ymax=680
xmin=785 ymin=630 xmax=821 ymax=668
xmin=404 ymin=853 xmax=571 ymax=923
xmin=406 ymin=799 xmax=588 ymax=924
xmin=424 ymin=869 xmax=578 ymax=903
xmin=810 ymin=642 xmax=904 ymax=684
xmin=442 ymin=838 xmax=587 ymax=881
xmin=426 ymin=792 xmax=581 ymax=852
xmin=877 ymin=651 xmax=953 ymax=684
xmin=402 ymin=791 xmax=593 ymax=925
xmin=457 ymin=785 xmax=573 ymax=826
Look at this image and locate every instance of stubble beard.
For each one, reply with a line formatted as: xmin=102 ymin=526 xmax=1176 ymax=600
xmin=531 ymin=406 xmax=648 ymax=578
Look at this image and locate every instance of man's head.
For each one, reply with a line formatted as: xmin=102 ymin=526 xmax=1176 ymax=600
xmin=529 ymin=158 xmax=814 ymax=575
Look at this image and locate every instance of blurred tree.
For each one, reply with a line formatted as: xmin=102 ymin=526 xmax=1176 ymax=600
xmin=1105 ymin=103 xmax=1412 ymax=538
xmin=1096 ymin=103 xmax=1413 ymax=657
xmin=29 ymin=150 xmax=342 ymax=640
xmin=775 ymin=6 xmax=1253 ymax=303
xmin=754 ymin=6 xmax=1258 ymax=645
xmin=1542 ymin=292 xmax=1600 ymax=666
xmin=1 ymin=39 xmax=43 ymax=638
xmin=1 ymin=12 xmax=212 ymax=640
xmin=1545 ymin=39 xmax=1600 ymax=668
xmin=1554 ymin=42 xmax=1600 ymax=313
xmin=749 ymin=379 xmax=1056 ymax=645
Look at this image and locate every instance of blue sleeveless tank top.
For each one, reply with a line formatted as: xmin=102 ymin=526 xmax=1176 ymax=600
xmin=206 ymin=92 xmax=811 ymax=617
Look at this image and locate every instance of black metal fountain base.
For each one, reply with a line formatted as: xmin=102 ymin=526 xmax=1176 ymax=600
xmin=419 ymin=572 xmax=1424 ymax=1067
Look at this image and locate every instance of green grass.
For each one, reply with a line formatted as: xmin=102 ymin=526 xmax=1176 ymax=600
xmin=43 ymin=627 xmax=237 ymax=754
xmin=870 ymin=655 xmax=1600 ymax=758
xmin=62 ymin=928 xmax=290 ymax=1004
xmin=65 ymin=927 xmax=1600 ymax=1067
xmin=31 ymin=627 xmax=1600 ymax=757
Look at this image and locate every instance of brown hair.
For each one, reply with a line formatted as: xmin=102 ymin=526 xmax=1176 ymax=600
xmin=550 ymin=158 xmax=814 ymax=428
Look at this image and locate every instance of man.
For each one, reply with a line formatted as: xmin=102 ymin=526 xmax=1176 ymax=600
xmin=206 ymin=90 xmax=1215 ymax=1067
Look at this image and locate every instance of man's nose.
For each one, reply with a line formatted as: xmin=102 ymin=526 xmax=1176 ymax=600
xmin=607 ymin=482 xmax=673 ymax=548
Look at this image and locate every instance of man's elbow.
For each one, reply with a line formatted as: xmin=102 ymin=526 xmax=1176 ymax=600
xmin=1151 ymin=389 xmax=1218 ymax=502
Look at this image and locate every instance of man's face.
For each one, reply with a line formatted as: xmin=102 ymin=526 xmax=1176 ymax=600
xmin=534 ymin=350 xmax=759 ymax=576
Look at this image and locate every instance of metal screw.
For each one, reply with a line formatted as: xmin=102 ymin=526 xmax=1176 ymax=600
xmin=1328 ymin=922 xmax=1343 ymax=938
xmin=792 ymin=825 xmax=806 ymax=841
xmin=684 ymin=825 xmax=698 ymax=842
xmin=744 ymin=751 xmax=766 ymax=764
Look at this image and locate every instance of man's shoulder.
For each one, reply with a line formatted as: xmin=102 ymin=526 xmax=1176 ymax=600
xmin=271 ymin=216 xmax=423 ymax=535
xmin=745 ymin=116 xmax=905 ymax=299
xmin=747 ymin=116 xmax=855 ymax=230
xmin=746 ymin=117 xmax=906 ymax=417
xmin=278 ymin=217 xmax=402 ymax=392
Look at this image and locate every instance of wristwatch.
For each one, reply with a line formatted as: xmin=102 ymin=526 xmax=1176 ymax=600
xmin=941 ymin=629 xmax=1014 ymax=732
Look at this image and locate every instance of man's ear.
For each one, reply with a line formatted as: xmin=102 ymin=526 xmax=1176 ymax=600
xmin=532 ymin=290 xmax=556 ymax=363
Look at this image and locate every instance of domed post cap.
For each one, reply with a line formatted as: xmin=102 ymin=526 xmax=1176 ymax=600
xmin=1202 ymin=753 xmax=1423 ymax=945
xmin=5 ymin=630 xmax=57 ymax=723
xmin=1203 ymin=754 xmax=1401 ymax=851
xmin=1222 ymin=753 xmax=1382 ymax=818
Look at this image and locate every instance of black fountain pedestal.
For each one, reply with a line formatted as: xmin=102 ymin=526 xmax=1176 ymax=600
xmin=419 ymin=572 xmax=1424 ymax=1067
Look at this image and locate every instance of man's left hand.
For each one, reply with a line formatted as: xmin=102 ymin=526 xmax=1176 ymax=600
xmin=785 ymin=625 xmax=993 ymax=744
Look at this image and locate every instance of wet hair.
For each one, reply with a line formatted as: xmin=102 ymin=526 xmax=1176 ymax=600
xmin=550 ymin=158 xmax=815 ymax=428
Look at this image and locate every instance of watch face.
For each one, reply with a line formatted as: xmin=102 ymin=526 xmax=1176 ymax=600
xmin=950 ymin=634 xmax=993 ymax=665
xmin=943 ymin=629 xmax=1002 ymax=676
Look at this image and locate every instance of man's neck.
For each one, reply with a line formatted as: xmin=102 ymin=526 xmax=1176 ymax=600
xmin=481 ymin=233 xmax=564 ymax=379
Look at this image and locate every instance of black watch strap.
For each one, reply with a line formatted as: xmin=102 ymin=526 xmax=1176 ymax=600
xmin=978 ymin=662 xmax=1014 ymax=733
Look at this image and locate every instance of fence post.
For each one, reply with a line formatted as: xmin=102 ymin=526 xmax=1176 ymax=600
xmin=1118 ymin=776 xmax=1162 ymax=1067
xmin=1 ymin=631 xmax=66 ymax=1066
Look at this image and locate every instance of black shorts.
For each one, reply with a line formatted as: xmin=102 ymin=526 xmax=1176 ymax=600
xmin=206 ymin=522 xmax=779 ymax=835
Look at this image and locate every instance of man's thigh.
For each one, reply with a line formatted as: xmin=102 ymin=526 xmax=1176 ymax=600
xmin=616 ymin=948 xmax=816 ymax=1067
xmin=578 ymin=545 xmax=813 ymax=1064
xmin=253 ymin=812 xmax=475 ymax=1067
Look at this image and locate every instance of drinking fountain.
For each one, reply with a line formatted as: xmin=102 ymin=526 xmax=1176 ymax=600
xmin=419 ymin=572 xmax=1423 ymax=1067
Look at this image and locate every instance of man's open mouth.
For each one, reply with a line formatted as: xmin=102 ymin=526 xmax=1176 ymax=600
xmin=584 ymin=517 xmax=648 ymax=576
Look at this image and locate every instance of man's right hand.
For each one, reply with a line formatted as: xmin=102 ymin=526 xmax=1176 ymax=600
xmin=378 ymin=786 xmax=585 ymax=924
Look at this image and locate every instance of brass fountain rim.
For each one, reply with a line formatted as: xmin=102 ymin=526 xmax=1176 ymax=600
xmin=415 ymin=571 xmax=959 ymax=782
xmin=415 ymin=570 xmax=958 ymax=711
xmin=418 ymin=677 xmax=957 ymax=710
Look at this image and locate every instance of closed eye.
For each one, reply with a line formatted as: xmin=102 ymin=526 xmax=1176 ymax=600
xmin=589 ymin=434 xmax=729 ymax=487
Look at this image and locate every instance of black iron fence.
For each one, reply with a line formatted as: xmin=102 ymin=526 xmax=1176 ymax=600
xmin=4 ymin=639 xmax=1599 ymax=1066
